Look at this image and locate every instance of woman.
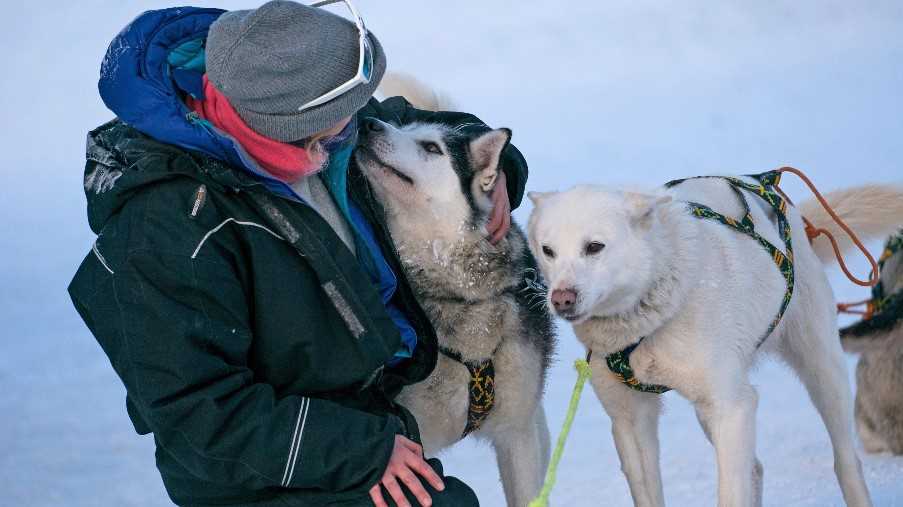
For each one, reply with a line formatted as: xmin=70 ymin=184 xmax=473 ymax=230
xmin=68 ymin=2 xmax=528 ymax=506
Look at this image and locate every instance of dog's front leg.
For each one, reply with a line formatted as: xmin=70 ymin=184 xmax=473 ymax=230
xmin=591 ymin=360 xmax=664 ymax=507
xmin=491 ymin=407 xmax=549 ymax=507
xmin=697 ymin=385 xmax=759 ymax=507
xmin=694 ymin=404 xmax=763 ymax=507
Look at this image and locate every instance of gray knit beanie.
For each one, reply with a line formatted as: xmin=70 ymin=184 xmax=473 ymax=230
xmin=206 ymin=0 xmax=387 ymax=142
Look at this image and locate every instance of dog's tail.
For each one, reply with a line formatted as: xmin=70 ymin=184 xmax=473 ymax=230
xmin=798 ymin=184 xmax=903 ymax=265
xmin=378 ymin=72 xmax=456 ymax=112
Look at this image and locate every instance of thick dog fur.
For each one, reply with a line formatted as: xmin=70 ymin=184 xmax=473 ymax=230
xmin=528 ymin=177 xmax=903 ymax=507
xmin=356 ymin=75 xmax=556 ymax=506
xmin=840 ymin=232 xmax=903 ymax=455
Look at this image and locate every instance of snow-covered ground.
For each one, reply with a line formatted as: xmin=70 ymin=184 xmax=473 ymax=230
xmin=2 ymin=1 xmax=902 ymax=505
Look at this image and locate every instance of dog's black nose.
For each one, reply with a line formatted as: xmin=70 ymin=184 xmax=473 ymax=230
xmin=362 ymin=118 xmax=384 ymax=133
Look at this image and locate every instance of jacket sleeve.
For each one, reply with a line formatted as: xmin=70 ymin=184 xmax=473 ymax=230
xmin=69 ymin=241 xmax=399 ymax=493
xmin=359 ymin=97 xmax=529 ymax=210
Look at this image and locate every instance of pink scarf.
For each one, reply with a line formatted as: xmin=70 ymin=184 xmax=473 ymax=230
xmin=186 ymin=75 xmax=325 ymax=183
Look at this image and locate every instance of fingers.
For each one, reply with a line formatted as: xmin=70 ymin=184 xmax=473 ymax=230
xmin=369 ymin=484 xmax=388 ymax=507
xmin=383 ymin=476 xmax=411 ymax=507
xmin=399 ymin=436 xmax=424 ymax=457
xmin=407 ymin=452 xmax=445 ymax=492
xmin=398 ymin=469 xmax=432 ymax=507
xmin=374 ymin=436 xmax=443 ymax=507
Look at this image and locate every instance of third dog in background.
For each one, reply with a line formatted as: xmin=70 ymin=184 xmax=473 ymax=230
xmin=841 ymin=230 xmax=903 ymax=455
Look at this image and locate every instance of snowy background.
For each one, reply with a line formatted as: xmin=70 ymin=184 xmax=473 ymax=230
xmin=3 ymin=1 xmax=903 ymax=505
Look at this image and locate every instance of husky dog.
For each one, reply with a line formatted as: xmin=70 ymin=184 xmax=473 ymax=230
xmin=528 ymin=177 xmax=903 ymax=507
xmin=356 ymin=77 xmax=556 ymax=506
xmin=841 ymin=230 xmax=903 ymax=455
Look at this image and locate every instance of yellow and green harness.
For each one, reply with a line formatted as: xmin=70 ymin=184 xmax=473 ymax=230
xmin=439 ymin=345 xmax=498 ymax=438
xmin=840 ymin=231 xmax=903 ymax=337
xmin=594 ymin=171 xmax=796 ymax=394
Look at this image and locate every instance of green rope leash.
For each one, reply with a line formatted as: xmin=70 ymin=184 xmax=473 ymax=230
xmin=529 ymin=359 xmax=592 ymax=507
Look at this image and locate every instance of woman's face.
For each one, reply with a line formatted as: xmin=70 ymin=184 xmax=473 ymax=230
xmin=318 ymin=116 xmax=353 ymax=138
xmin=291 ymin=115 xmax=354 ymax=157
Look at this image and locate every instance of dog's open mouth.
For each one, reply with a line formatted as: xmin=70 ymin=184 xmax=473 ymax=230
xmin=356 ymin=146 xmax=414 ymax=185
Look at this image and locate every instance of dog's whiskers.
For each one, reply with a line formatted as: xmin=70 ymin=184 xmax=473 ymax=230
xmin=450 ymin=122 xmax=485 ymax=134
xmin=521 ymin=268 xmax=549 ymax=296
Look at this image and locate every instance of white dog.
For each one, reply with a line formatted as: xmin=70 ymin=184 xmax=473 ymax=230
xmin=528 ymin=174 xmax=903 ymax=507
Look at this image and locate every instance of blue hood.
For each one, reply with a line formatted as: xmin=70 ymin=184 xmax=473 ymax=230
xmin=98 ymin=6 xmax=295 ymax=199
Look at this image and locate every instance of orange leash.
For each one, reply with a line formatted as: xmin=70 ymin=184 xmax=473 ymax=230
xmin=836 ymin=298 xmax=876 ymax=319
xmin=772 ymin=166 xmax=880 ymax=288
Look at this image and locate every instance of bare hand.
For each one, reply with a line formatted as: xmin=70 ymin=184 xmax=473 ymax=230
xmin=487 ymin=171 xmax=511 ymax=244
xmin=369 ymin=436 xmax=445 ymax=507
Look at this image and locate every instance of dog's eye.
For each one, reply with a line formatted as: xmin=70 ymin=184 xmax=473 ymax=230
xmin=419 ymin=141 xmax=443 ymax=155
xmin=584 ymin=241 xmax=605 ymax=256
xmin=541 ymin=245 xmax=556 ymax=259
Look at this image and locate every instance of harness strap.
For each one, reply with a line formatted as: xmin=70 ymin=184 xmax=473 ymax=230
xmin=872 ymin=233 xmax=903 ymax=314
xmin=437 ymin=273 xmax=540 ymax=437
xmin=597 ymin=346 xmax=671 ymax=394
xmin=439 ymin=346 xmax=497 ymax=438
xmin=679 ymin=172 xmax=795 ymax=342
xmin=840 ymin=231 xmax=903 ymax=332
xmin=841 ymin=293 xmax=903 ymax=338
xmin=602 ymin=171 xmax=795 ymax=394
xmin=775 ymin=166 xmax=880 ymax=288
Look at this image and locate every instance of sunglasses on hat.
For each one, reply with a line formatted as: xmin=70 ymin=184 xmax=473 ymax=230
xmin=297 ymin=0 xmax=374 ymax=113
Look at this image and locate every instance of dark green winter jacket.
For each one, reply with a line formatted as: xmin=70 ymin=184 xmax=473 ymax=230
xmin=69 ymin=93 xmax=527 ymax=506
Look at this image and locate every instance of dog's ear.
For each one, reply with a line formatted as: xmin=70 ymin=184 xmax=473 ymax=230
xmin=627 ymin=192 xmax=672 ymax=227
xmin=469 ymin=128 xmax=512 ymax=193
